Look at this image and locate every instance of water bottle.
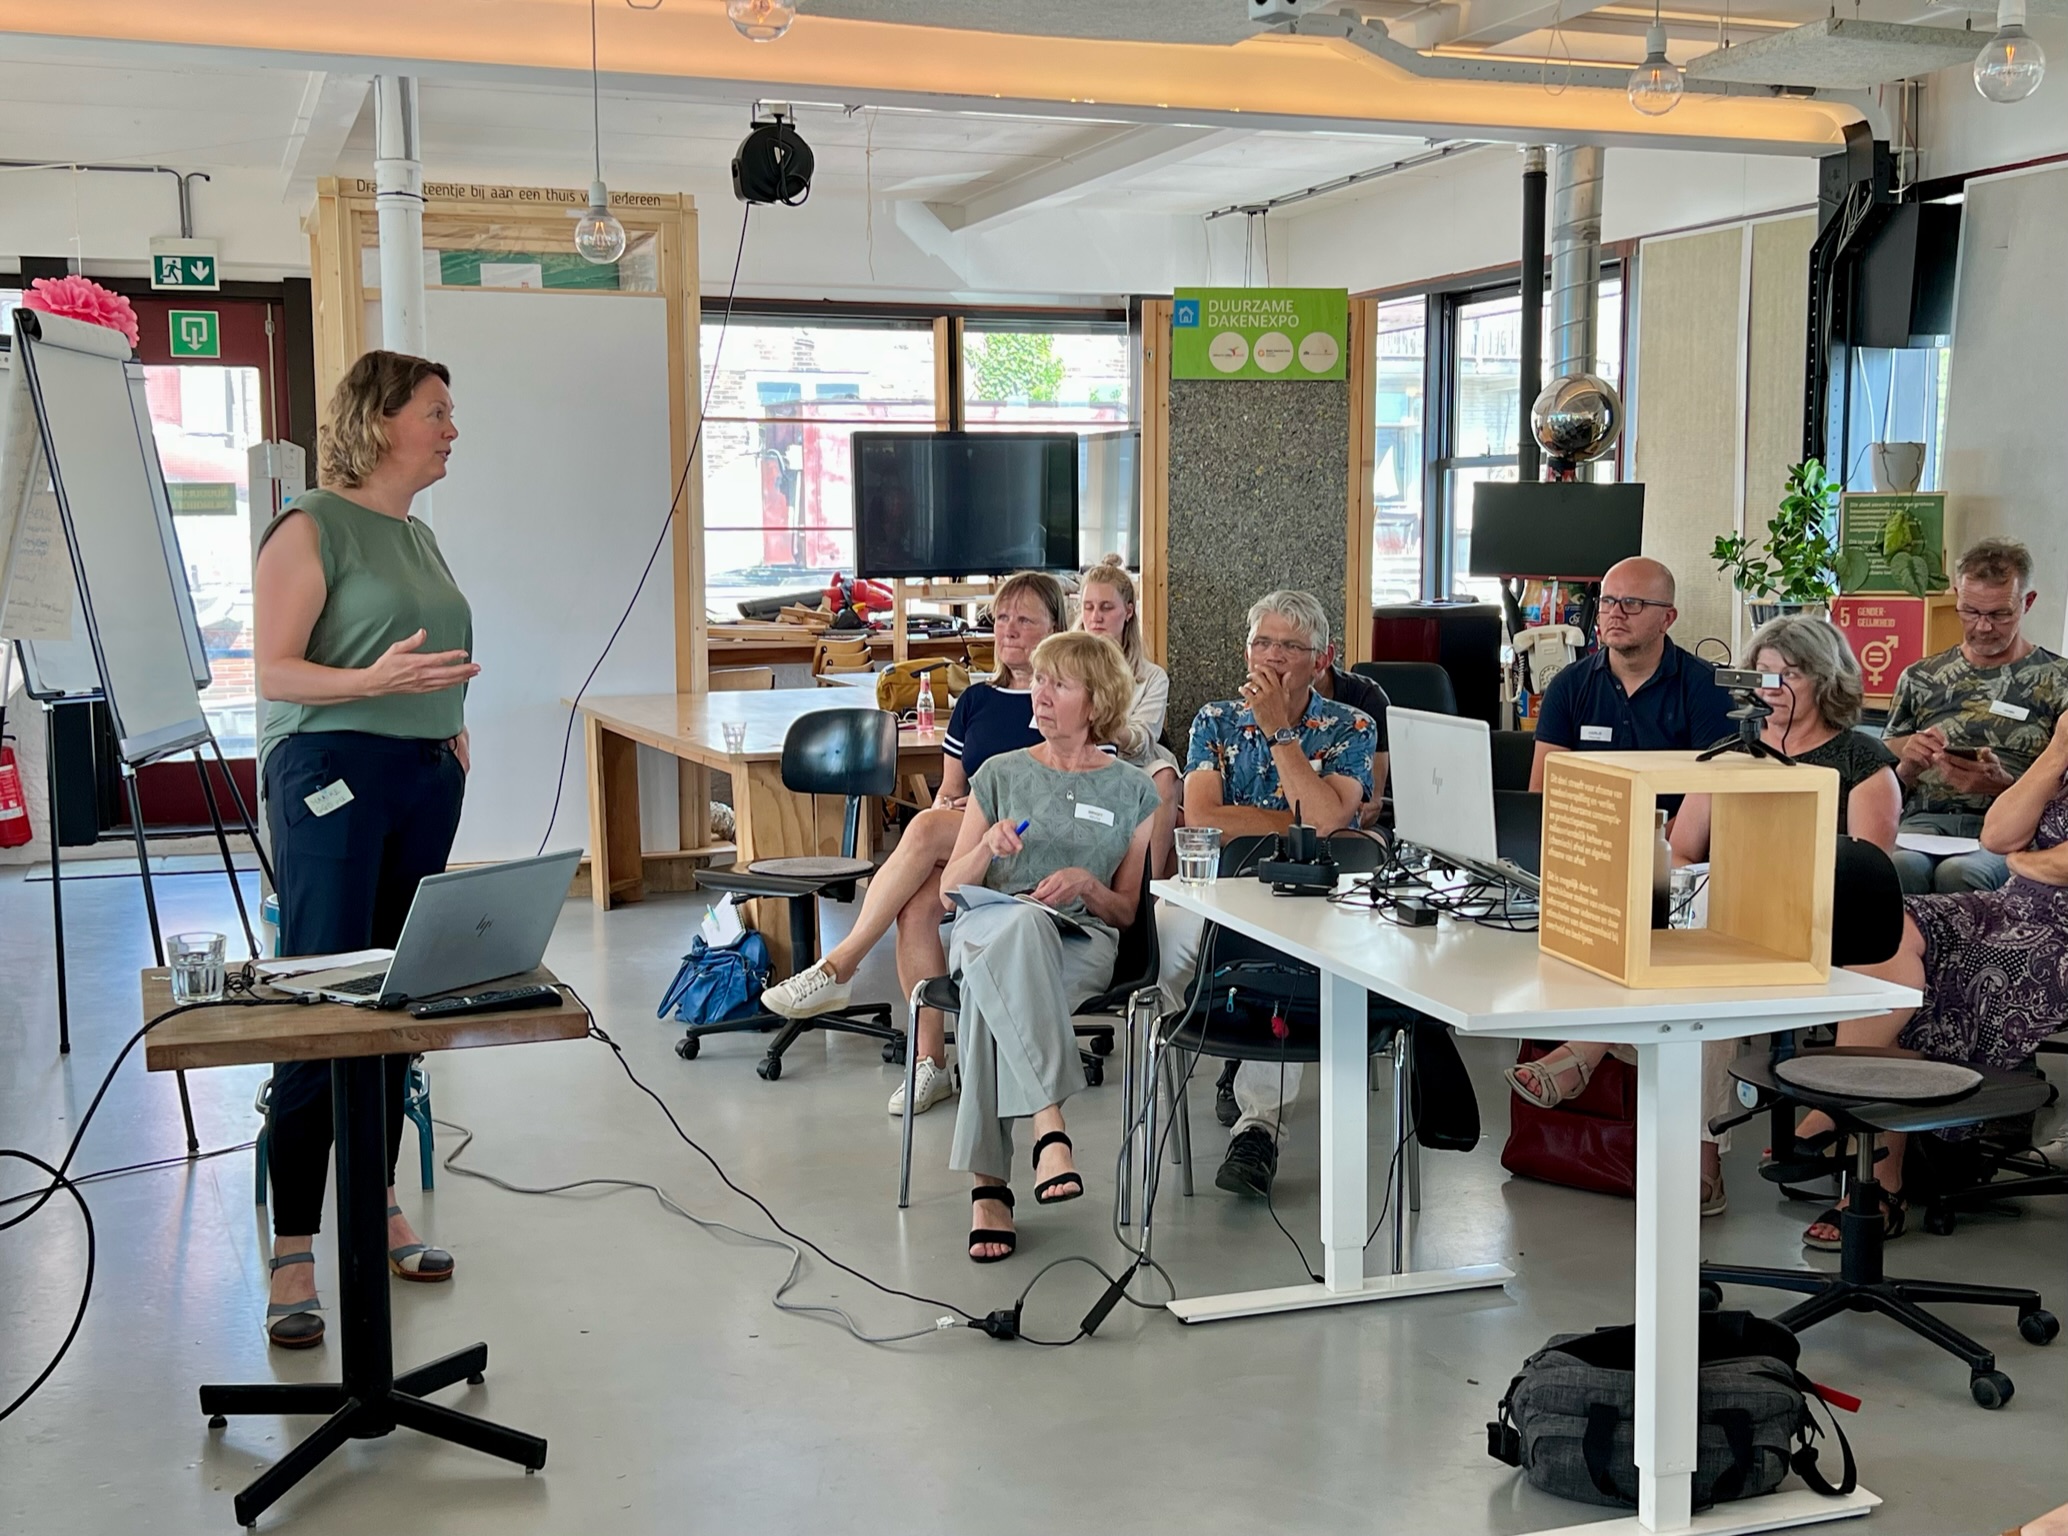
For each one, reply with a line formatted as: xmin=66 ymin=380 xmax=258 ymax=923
xmin=916 ymin=673 xmax=937 ymax=737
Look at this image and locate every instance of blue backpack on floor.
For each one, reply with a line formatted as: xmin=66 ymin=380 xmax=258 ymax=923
xmin=658 ymin=932 xmax=772 ymax=1026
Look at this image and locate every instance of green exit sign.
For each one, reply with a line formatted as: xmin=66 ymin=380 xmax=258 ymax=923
xmin=152 ymin=253 xmax=218 ymax=289
xmin=169 ymin=310 xmax=220 ymax=359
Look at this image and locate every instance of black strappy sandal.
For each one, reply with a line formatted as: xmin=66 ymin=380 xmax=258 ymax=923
xmin=1804 ymin=1192 xmax=1906 ymax=1251
xmin=969 ymin=1185 xmax=1017 ymax=1264
xmin=1031 ymin=1130 xmax=1084 ymax=1206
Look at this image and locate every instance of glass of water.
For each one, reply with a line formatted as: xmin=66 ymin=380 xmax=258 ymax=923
xmin=169 ymin=931 xmax=227 ymax=1004
xmin=721 ymin=720 xmax=748 ymax=755
xmin=1669 ymin=866 xmax=1704 ymax=930
xmin=1173 ymin=826 xmax=1222 ymax=886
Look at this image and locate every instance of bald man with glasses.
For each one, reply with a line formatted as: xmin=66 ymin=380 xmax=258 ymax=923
xmin=1528 ymin=556 xmax=1735 ymax=791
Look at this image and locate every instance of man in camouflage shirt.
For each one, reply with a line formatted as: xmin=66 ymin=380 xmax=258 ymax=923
xmin=1883 ymin=538 xmax=2068 ymax=892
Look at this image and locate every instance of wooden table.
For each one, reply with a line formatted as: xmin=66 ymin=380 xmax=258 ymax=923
xmin=705 ymin=627 xmax=967 ymax=670
xmin=143 ymin=967 xmax=589 ymax=1529
xmin=576 ymin=690 xmax=946 ymax=974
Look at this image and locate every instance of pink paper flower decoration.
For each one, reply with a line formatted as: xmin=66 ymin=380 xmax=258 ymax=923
xmin=22 ymin=275 xmax=142 ymax=351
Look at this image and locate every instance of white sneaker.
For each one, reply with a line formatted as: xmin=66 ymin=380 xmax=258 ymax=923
xmin=762 ymin=960 xmax=852 ymax=1020
xmin=888 ymin=1057 xmax=955 ymax=1116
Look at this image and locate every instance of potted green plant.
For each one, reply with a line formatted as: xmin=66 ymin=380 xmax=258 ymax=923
xmin=1711 ymin=459 xmax=1841 ymax=626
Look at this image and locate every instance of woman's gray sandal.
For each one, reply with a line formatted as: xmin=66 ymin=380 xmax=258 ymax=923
xmin=386 ymin=1203 xmax=454 ymax=1282
xmin=265 ymin=1252 xmax=325 ymax=1349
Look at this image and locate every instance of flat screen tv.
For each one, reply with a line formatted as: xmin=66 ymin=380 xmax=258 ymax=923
xmin=852 ymin=431 xmax=1079 ymax=580
xmin=1468 ymin=481 xmax=1645 ymax=580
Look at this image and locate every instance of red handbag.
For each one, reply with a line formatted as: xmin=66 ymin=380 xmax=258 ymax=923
xmin=1500 ymin=1041 xmax=1637 ymax=1198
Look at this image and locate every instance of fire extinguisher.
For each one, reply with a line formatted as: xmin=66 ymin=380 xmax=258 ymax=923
xmin=0 ymin=650 xmax=30 ymax=849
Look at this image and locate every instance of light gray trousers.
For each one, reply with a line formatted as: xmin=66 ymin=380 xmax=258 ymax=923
xmin=947 ymin=902 xmax=1116 ymax=1178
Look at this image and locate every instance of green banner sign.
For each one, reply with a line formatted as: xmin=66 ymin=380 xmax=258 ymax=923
xmin=1171 ymin=288 xmax=1348 ymax=381
xmin=1838 ymin=492 xmax=1946 ymax=594
xmin=169 ymin=310 xmax=220 ymax=359
xmin=168 ymin=481 xmax=238 ymax=516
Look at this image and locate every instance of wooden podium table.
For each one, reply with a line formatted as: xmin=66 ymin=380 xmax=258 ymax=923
xmin=575 ymin=690 xmax=945 ymax=974
xmin=143 ymin=968 xmax=589 ymax=1529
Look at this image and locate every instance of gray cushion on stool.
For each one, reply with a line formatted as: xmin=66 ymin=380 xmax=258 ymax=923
xmin=748 ymin=855 xmax=873 ymax=882
xmin=1776 ymin=1055 xmax=1983 ymax=1102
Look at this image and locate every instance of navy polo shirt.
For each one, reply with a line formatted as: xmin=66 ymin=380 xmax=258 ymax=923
xmin=1534 ymin=638 xmax=1736 ymax=760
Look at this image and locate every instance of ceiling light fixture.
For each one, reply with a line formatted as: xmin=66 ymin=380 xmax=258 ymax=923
xmin=1627 ymin=4 xmax=1684 ymax=115
xmin=1975 ymin=0 xmax=2045 ymax=102
xmin=728 ymin=0 xmax=797 ymax=42
xmin=574 ymin=0 xmax=627 ymax=264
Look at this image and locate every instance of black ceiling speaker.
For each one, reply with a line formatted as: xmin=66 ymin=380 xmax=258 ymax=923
xmin=732 ymin=116 xmax=815 ymax=206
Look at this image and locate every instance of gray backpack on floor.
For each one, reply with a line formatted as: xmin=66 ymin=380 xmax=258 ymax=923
xmin=1487 ymin=1311 xmax=1856 ymax=1510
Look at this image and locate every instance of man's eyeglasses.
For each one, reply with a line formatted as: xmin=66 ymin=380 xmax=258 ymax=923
xmin=1247 ymin=637 xmax=1319 ymax=658
xmin=1599 ymin=594 xmax=1673 ymax=615
xmin=1955 ymin=605 xmax=2020 ymax=626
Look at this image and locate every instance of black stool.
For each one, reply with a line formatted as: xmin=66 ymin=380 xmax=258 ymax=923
xmin=1701 ymin=1046 xmax=2059 ymax=1408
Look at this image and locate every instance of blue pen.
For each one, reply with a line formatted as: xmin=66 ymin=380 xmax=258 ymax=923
xmin=1013 ymin=819 xmax=1031 ymax=836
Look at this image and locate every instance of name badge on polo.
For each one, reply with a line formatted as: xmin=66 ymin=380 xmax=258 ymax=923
xmin=1074 ymin=802 xmax=1116 ymax=827
xmin=305 ymin=780 xmax=354 ymax=817
xmin=1989 ymin=699 xmax=2032 ymax=722
xmin=1580 ymin=725 xmax=1614 ymax=743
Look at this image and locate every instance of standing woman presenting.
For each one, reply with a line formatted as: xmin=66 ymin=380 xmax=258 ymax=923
xmin=251 ymin=350 xmax=478 ymax=1348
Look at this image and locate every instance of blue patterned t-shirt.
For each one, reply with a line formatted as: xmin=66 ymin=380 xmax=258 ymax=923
xmin=1184 ymin=689 xmax=1377 ymax=811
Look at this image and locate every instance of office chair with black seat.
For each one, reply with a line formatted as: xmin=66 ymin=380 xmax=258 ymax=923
xmin=1140 ymin=831 xmax=1478 ymax=1259
xmin=1352 ymin=661 xmax=1458 ymax=717
xmin=683 ymin=709 xmax=904 ymax=1080
xmin=1700 ymin=837 xmax=2061 ymax=1408
xmin=895 ymin=863 xmax=1158 ymax=1208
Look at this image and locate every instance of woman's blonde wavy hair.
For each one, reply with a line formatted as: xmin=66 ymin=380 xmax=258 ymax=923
xmin=320 ymin=350 xmax=451 ymax=489
xmin=1031 ymin=631 xmax=1137 ymax=748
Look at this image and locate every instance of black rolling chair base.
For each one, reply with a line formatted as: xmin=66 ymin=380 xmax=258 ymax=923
xmin=677 ymin=1001 xmax=900 ymax=1080
xmin=201 ymin=1344 xmax=545 ymax=1528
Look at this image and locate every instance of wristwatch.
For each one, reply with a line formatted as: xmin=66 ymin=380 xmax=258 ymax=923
xmin=1269 ymin=728 xmax=1300 ymax=748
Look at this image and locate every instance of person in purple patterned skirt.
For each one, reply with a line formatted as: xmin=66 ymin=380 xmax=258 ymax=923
xmin=1797 ymin=709 xmax=2068 ymax=1250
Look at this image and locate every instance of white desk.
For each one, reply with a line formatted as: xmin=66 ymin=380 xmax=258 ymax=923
xmin=1151 ymin=875 xmax=1917 ymax=1536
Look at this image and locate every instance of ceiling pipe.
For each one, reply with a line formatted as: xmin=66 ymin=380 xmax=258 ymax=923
xmin=1518 ymin=146 xmax=1548 ymax=484
xmin=373 ymin=75 xmax=427 ymax=360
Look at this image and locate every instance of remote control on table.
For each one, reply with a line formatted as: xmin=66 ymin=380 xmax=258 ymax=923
xmin=408 ymin=984 xmax=562 ymax=1020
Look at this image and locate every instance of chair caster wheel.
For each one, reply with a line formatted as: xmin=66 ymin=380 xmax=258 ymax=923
xmin=1970 ymin=1370 xmax=2014 ymax=1408
xmin=467 ymin=1372 xmax=485 ymax=1385
xmin=1923 ymin=1207 xmax=1956 ymax=1236
xmin=208 ymin=1414 xmax=228 ymax=1429
xmin=1084 ymin=1060 xmax=1105 ymax=1088
xmin=1697 ymin=1282 xmax=1723 ymax=1312
xmin=882 ymin=1038 xmax=907 ymax=1065
xmin=2019 ymin=1309 xmax=2059 ymax=1346
xmin=1090 ymin=1033 xmax=1114 ymax=1056
xmin=676 ymin=1036 xmax=700 ymax=1060
xmin=756 ymin=1058 xmax=781 ymax=1081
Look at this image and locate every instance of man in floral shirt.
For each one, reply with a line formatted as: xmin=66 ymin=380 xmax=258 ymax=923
xmin=1159 ymin=589 xmax=1379 ymax=1198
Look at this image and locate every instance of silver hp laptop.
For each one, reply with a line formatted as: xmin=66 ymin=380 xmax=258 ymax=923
xmin=269 ymin=850 xmax=582 ymax=1008
xmin=1388 ymin=709 xmax=1541 ymax=896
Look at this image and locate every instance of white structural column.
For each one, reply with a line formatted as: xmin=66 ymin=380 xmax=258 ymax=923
xmin=1318 ymin=969 xmax=1370 ymax=1290
xmin=1634 ymin=1036 xmax=1704 ymax=1531
xmin=373 ymin=75 xmax=427 ymax=358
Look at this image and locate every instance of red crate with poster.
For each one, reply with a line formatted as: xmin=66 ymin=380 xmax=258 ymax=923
xmin=1831 ymin=594 xmax=1961 ymax=703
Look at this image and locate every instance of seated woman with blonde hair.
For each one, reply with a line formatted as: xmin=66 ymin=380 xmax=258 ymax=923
xmin=934 ymin=630 xmax=1160 ymax=1261
xmin=759 ymin=571 xmax=1067 ymax=1118
xmin=1075 ymin=559 xmax=1180 ymax=875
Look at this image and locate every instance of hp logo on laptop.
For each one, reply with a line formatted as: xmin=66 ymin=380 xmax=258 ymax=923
xmin=475 ymin=916 xmax=494 ymax=938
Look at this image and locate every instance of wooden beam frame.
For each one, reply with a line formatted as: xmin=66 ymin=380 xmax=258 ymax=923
xmin=1138 ymin=299 xmax=1173 ymax=666
xmin=1343 ymin=297 xmax=1379 ymax=666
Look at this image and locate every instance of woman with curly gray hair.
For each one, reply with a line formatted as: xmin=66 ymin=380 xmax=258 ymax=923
xmin=1668 ymin=613 xmax=1901 ymax=861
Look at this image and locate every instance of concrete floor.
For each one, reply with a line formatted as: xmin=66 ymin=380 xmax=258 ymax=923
xmin=2 ymin=863 xmax=2064 ymax=1536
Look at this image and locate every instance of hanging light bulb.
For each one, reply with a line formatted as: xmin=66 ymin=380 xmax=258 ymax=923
xmin=1627 ymin=20 xmax=1684 ymax=115
xmin=575 ymin=181 xmax=628 ymax=264
xmin=1976 ymin=0 xmax=2045 ymax=102
xmin=727 ymin=0 xmax=797 ymax=42
xmin=574 ymin=0 xmax=627 ymax=264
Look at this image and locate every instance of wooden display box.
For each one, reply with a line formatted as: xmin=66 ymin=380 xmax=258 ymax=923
xmin=1538 ymin=751 xmax=1837 ymax=989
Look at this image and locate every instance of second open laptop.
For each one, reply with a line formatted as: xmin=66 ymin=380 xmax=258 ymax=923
xmin=263 ymin=850 xmax=582 ymax=1008
xmin=1387 ymin=708 xmax=1541 ymax=896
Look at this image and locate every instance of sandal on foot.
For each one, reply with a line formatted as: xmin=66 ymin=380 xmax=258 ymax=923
xmin=386 ymin=1204 xmax=454 ymax=1282
xmin=1804 ymin=1193 xmax=1905 ymax=1251
xmin=1504 ymin=1045 xmax=1597 ymax=1110
xmin=1031 ymin=1130 xmax=1083 ymax=1206
xmin=969 ymin=1185 xmax=1017 ymax=1264
xmin=265 ymin=1252 xmax=325 ymax=1349
xmin=1701 ymin=1170 xmax=1728 ymax=1218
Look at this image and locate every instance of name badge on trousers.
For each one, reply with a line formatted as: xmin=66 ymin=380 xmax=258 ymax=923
xmin=1580 ymin=725 xmax=1614 ymax=743
xmin=1075 ymin=802 xmax=1116 ymax=827
xmin=305 ymin=781 xmax=355 ymax=817
xmin=1989 ymin=699 xmax=2032 ymax=722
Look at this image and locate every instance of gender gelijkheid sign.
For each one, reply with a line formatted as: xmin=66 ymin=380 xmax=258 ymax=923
xmin=1170 ymin=288 xmax=1349 ymax=381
